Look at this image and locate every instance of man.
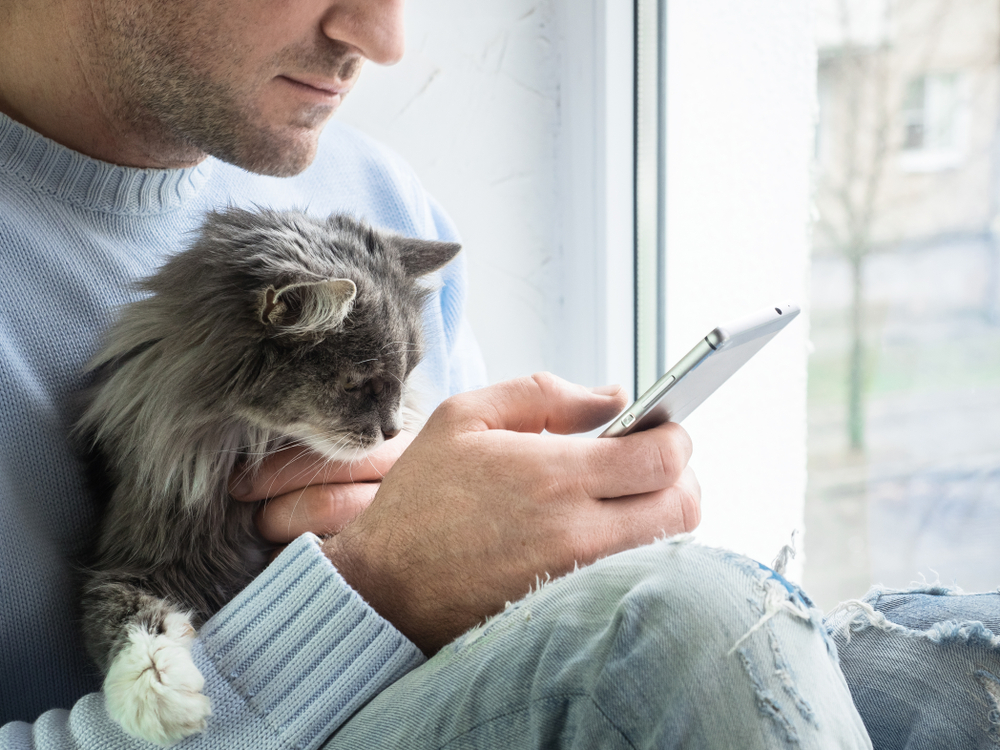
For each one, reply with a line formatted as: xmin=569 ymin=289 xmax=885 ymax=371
xmin=0 ymin=0 xmax=871 ymax=747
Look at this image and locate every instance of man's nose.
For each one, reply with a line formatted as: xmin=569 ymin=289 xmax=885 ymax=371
xmin=321 ymin=0 xmax=406 ymax=66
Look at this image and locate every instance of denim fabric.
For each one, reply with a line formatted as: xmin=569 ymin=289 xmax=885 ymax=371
xmin=826 ymin=586 xmax=1000 ymax=750
xmin=326 ymin=537 xmax=871 ymax=749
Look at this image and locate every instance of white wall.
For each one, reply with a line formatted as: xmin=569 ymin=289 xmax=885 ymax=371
xmin=338 ymin=2 xmax=560 ymax=384
xmin=341 ymin=0 xmax=816 ymax=576
xmin=665 ymin=1 xmax=815 ymax=575
xmin=339 ymin=0 xmax=634 ymax=389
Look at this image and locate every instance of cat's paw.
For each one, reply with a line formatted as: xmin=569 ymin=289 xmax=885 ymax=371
xmin=103 ymin=611 xmax=211 ymax=746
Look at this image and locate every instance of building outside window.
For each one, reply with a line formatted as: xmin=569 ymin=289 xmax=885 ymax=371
xmin=806 ymin=0 xmax=1000 ymax=609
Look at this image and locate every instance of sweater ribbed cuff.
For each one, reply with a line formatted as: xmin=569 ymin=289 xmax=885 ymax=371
xmin=198 ymin=534 xmax=425 ymax=750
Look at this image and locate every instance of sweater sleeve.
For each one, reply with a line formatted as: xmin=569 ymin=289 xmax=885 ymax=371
xmin=426 ymin=196 xmax=489 ymax=395
xmin=0 ymin=535 xmax=425 ymax=750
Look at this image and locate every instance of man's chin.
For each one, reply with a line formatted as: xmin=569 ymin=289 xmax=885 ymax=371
xmin=244 ymin=147 xmax=319 ymax=178
xmin=218 ymin=129 xmax=323 ymax=177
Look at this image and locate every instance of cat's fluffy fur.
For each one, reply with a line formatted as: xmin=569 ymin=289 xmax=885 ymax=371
xmin=76 ymin=207 xmax=460 ymax=746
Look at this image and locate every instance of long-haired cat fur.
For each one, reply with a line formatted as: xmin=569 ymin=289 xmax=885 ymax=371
xmin=76 ymin=207 xmax=460 ymax=746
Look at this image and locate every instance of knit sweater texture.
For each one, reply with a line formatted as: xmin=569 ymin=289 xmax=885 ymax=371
xmin=0 ymin=111 xmax=487 ymax=748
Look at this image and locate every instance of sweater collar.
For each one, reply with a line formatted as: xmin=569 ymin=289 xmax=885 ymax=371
xmin=0 ymin=111 xmax=213 ymax=215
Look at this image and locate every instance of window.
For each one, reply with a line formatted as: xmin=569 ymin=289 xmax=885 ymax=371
xmin=902 ymin=76 xmax=928 ymax=150
xmin=900 ymin=72 xmax=967 ymax=172
xmin=343 ymin=0 xmax=818 ymax=573
xmin=644 ymin=1 xmax=814 ymax=569
xmin=806 ymin=0 xmax=1000 ymax=610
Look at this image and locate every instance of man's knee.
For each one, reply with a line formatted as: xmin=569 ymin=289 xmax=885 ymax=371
xmin=541 ymin=536 xmax=815 ymax=642
xmin=828 ymin=585 xmax=1000 ymax=749
xmin=481 ymin=537 xmax=866 ymax=748
xmin=455 ymin=536 xmax=832 ymax=695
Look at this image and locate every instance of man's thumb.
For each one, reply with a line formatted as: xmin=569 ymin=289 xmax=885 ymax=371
xmin=447 ymin=372 xmax=627 ymax=435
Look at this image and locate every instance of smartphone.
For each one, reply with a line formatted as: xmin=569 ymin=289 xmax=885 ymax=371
xmin=600 ymin=302 xmax=801 ymax=437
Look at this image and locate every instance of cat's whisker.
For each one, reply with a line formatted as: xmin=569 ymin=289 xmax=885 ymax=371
xmin=346 ymin=444 xmax=365 ymax=484
xmin=285 ymin=435 xmax=374 ymax=536
xmin=383 ymin=345 xmax=419 ymax=355
xmin=282 ymin=453 xmax=341 ymax=539
xmin=258 ymin=440 xmax=336 ymax=502
xmin=380 ymin=340 xmax=414 ymax=351
xmin=212 ymin=430 xmax=287 ymax=456
xmin=364 ymin=451 xmax=387 ymax=480
xmin=226 ymin=432 xmax=354 ymax=501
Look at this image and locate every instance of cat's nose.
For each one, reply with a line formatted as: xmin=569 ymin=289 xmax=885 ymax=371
xmin=382 ymin=426 xmax=401 ymax=440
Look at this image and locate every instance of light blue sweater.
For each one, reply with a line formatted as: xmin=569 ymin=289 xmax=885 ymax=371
xmin=0 ymin=111 xmax=487 ymax=747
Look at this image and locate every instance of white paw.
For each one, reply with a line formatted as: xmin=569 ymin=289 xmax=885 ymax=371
xmin=104 ymin=611 xmax=212 ymax=746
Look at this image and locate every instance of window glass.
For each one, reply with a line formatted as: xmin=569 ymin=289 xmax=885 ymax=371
xmin=805 ymin=0 xmax=1000 ymax=609
xmin=901 ymin=76 xmax=927 ymax=149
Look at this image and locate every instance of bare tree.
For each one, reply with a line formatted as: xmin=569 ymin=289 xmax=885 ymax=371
xmin=816 ymin=1 xmax=893 ymax=450
xmin=816 ymin=0 xmax=958 ymax=450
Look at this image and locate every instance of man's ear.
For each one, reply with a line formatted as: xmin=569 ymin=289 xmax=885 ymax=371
xmin=390 ymin=236 xmax=462 ymax=277
xmin=259 ymin=278 xmax=357 ymax=335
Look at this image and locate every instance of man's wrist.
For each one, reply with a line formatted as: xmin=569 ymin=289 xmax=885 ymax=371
xmin=321 ymin=526 xmax=435 ymax=654
xmin=321 ymin=530 xmax=390 ymax=623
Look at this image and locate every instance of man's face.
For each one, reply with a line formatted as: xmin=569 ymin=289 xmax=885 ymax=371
xmin=93 ymin=0 xmax=405 ymax=176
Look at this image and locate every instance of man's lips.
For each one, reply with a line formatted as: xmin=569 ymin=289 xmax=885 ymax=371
xmin=279 ymin=75 xmax=351 ymax=102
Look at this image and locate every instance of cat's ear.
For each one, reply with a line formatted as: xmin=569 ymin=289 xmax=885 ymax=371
xmin=259 ymin=278 xmax=357 ymax=335
xmin=390 ymin=237 xmax=462 ymax=278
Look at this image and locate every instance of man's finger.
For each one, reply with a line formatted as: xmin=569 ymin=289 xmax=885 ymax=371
xmin=443 ymin=372 xmax=627 ymax=435
xmin=573 ymin=421 xmax=694 ymax=499
xmin=232 ymin=431 xmax=415 ymax=502
xmin=565 ymin=466 xmax=702 ymax=562
xmin=254 ymin=482 xmax=379 ymax=543
xmin=595 ymin=465 xmax=702 ymax=533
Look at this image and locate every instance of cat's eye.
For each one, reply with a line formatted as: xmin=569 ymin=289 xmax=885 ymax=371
xmin=343 ymin=378 xmax=359 ymax=392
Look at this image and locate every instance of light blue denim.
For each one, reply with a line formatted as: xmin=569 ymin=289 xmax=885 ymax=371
xmin=827 ymin=585 xmax=1000 ymax=750
xmin=325 ymin=537 xmax=872 ymax=749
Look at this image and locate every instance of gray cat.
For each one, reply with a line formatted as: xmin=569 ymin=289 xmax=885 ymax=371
xmin=76 ymin=207 xmax=460 ymax=746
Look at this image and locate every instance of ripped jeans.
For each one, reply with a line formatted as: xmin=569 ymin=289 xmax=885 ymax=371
xmin=827 ymin=586 xmax=1000 ymax=750
xmin=326 ymin=538 xmax=871 ymax=749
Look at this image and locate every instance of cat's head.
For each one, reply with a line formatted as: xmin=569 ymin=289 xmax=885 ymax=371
xmin=127 ymin=207 xmax=461 ymax=459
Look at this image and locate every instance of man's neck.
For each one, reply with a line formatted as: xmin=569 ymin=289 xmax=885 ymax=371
xmin=0 ymin=0 xmax=205 ymax=169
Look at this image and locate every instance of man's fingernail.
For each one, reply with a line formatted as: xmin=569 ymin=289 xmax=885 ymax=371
xmin=590 ymin=384 xmax=623 ymax=396
xmin=230 ymin=477 xmax=252 ymax=499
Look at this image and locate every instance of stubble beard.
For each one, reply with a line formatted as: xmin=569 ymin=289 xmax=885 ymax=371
xmin=95 ymin=3 xmax=356 ymax=176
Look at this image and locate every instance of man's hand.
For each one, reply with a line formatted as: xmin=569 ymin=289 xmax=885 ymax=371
xmin=323 ymin=372 xmax=701 ymax=655
xmin=230 ymin=432 xmax=415 ymax=543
